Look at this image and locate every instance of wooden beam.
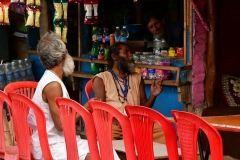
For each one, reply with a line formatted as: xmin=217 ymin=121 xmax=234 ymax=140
xmin=205 ymin=0 xmax=217 ymax=107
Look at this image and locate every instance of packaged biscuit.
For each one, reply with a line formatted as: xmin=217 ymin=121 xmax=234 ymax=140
xmin=54 ymin=2 xmax=62 ymax=21
xmin=62 ymin=3 xmax=68 ymax=21
xmin=34 ymin=9 xmax=41 ymax=27
xmin=61 ymin=23 xmax=68 ymax=43
xmin=25 ymin=7 xmax=34 ymax=27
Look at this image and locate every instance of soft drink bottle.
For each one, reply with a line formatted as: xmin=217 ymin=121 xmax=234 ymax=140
xmin=3 ymin=63 xmax=14 ymax=84
xmin=114 ymin=26 xmax=121 ymax=42
xmin=120 ymin=26 xmax=129 ymax=43
xmin=90 ymin=43 xmax=99 ymax=75
xmin=98 ymin=43 xmax=104 ymax=60
xmin=18 ymin=60 xmax=28 ymax=81
xmin=0 ymin=64 xmax=6 ymax=90
xmin=97 ymin=28 xmax=103 ymax=43
xmin=24 ymin=58 xmax=35 ymax=81
xmin=92 ymin=25 xmax=98 ymax=42
xmin=103 ymin=27 xmax=110 ymax=46
xmin=104 ymin=44 xmax=109 ymax=60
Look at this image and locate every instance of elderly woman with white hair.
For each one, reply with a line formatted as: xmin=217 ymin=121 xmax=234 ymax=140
xmin=27 ymin=31 xmax=119 ymax=160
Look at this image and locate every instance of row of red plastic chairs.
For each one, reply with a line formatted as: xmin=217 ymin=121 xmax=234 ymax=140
xmin=0 ymin=81 xmax=223 ymax=160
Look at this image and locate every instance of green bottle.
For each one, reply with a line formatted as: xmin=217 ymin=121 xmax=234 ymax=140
xmin=90 ymin=43 xmax=99 ymax=75
xmin=92 ymin=25 xmax=99 ymax=42
xmin=104 ymin=44 xmax=109 ymax=60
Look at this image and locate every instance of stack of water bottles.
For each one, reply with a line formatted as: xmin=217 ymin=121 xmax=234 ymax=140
xmin=114 ymin=26 xmax=129 ymax=43
xmin=0 ymin=58 xmax=35 ymax=91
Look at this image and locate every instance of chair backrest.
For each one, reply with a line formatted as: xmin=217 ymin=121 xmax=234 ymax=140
xmin=8 ymin=93 xmax=53 ymax=160
xmin=4 ymin=81 xmax=38 ymax=99
xmin=88 ymin=100 xmax=136 ymax=160
xmin=125 ymin=105 xmax=179 ymax=160
xmin=0 ymin=91 xmax=11 ymax=157
xmin=85 ymin=79 xmax=92 ymax=100
xmin=171 ymin=110 xmax=223 ymax=160
xmin=55 ymin=97 xmax=100 ymax=160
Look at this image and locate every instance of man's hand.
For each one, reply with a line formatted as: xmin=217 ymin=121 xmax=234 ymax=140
xmin=150 ymin=79 xmax=163 ymax=97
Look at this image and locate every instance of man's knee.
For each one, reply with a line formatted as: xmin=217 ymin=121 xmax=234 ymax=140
xmin=85 ymin=153 xmax=92 ymax=160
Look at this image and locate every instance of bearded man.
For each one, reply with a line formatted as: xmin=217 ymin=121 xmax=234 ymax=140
xmin=27 ymin=32 xmax=120 ymax=160
xmin=92 ymin=42 xmax=166 ymax=143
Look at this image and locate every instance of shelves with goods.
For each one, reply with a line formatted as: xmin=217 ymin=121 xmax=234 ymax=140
xmin=71 ymin=57 xmax=192 ymax=86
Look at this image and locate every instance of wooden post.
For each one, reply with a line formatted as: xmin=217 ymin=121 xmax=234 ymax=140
xmin=183 ymin=0 xmax=187 ymax=66
xmin=205 ymin=0 xmax=217 ymax=107
xmin=39 ymin=0 xmax=50 ymax=38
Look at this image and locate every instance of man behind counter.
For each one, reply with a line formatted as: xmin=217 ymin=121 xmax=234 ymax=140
xmin=145 ymin=12 xmax=183 ymax=48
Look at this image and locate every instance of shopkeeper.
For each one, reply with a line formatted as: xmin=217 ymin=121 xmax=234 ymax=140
xmin=146 ymin=12 xmax=183 ymax=48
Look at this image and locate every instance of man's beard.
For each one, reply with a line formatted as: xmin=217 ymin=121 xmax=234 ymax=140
xmin=116 ymin=56 xmax=135 ymax=74
xmin=63 ymin=53 xmax=75 ymax=76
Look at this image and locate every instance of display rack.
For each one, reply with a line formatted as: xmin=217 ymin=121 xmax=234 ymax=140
xmin=72 ymin=57 xmax=192 ymax=86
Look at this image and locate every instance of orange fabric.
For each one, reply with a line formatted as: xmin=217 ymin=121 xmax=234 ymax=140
xmin=95 ymin=71 xmax=141 ymax=113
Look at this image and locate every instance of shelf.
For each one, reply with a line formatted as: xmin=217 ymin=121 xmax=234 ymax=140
xmin=71 ymin=56 xmax=192 ymax=87
xmin=71 ymin=71 xmax=191 ymax=86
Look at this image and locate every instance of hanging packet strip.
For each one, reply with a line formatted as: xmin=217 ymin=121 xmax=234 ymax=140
xmin=61 ymin=22 xmax=68 ymax=43
xmin=92 ymin=2 xmax=98 ymax=24
xmin=54 ymin=21 xmax=62 ymax=36
xmin=53 ymin=0 xmax=62 ymax=22
xmin=25 ymin=6 xmax=41 ymax=28
xmin=62 ymin=2 xmax=67 ymax=21
xmin=68 ymin=0 xmax=82 ymax=3
xmin=83 ymin=4 xmax=92 ymax=24
xmin=0 ymin=3 xmax=10 ymax=25
xmin=10 ymin=0 xmax=25 ymax=4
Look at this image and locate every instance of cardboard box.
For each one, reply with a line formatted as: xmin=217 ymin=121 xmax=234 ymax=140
xmin=128 ymin=40 xmax=147 ymax=52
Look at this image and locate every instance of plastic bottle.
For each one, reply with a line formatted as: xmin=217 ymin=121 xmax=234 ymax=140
xmin=153 ymin=35 xmax=169 ymax=56
xmin=92 ymin=25 xmax=98 ymax=42
xmin=0 ymin=64 xmax=6 ymax=90
xmin=104 ymin=44 xmax=109 ymax=60
xmin=90 ymin=43 xmax=99 ymax=75
xmin=3 ymin=63 xmax=14 ymax=84
xmin=114 ymin=26 xmax=121 ymax=42
xmin=120 ymin=26 xmax=129 ymax=43
xmin=24 ymin=58 xmax=35 ymax=81
xmin=98 ymin=43 xmax=104 ymax=61
xmin=103 ymin=27 xmax=110 ymax=45
xmin=11 ymin=61 xmax=22 ymax=81
xmin=18 ymin=60 xmax=27 ymax=81
xmin=97 ymin=28 xmax=103 ymax=43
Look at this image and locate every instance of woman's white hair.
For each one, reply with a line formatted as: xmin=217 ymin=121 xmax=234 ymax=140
xmin=37 ymin=31 xmax=67 ymax=69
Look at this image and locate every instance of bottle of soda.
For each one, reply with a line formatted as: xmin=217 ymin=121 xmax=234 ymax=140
xmin=11 ymin=61 xmax=22 ymax=81
xmin=103 ymin=27 xmax=110 ymax=46
xmin=0 ymin=64 xmax=6 ymax=90
xmin=114 ymin=26 xmax=121 ymax=42
xmin=120 ymin=26 xmax=129 ymax=43
xmin=90 ymin=43 xmax=99 ymax=75
xmin=24 ymin=58 xmax=35 ymax=81
xmin=97 ymin=28 xmax=103 ymax=43
xmin=92 ymin=25 xmax=98 ymax=42
xmin=104 ymin=64 xmax=109 ymax=71
xmin=98 ymin=43 xmax=104 ymax=60
xmin=18 ymin=60 xmax=27 ymax=81
xmin=104 ymin=44 xmax=109 ymax=60
xmin=4 ymin=63 xmax=14 ymax=84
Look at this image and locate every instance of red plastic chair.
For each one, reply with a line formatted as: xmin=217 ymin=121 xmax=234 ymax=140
xmin=0 ymin=91 xmax=18 ymax=160
xmin=4 ymin=81 xmax=38 ymax=142
xmin=88 ymin=100 xmax=136 ymax=160
xmin=8 ymin=93 xmax=53 ymax=160
xmin=125 ymin=105 xmax=180 ymax=160
xmin=171 ymin=110 xmax=223 ymax=160
xmin=55 ymin=97 xmax=100 ymax=160
xmin=4 ymin=81 xmax=38 ymax=99
xmin=85 ymin=79 xmax=92 ymax=100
